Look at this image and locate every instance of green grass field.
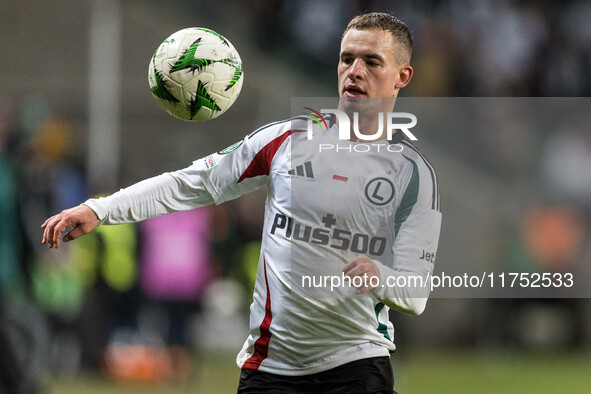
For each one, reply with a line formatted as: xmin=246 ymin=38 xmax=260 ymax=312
xmin=50 ymin=349 xmax=591 ymax=393
xmin=395 ymin=349 xmax=591 ymax=393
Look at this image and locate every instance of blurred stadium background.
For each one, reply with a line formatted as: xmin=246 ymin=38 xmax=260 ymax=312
xmin=1 ymin=0 xmax=590 ymax=392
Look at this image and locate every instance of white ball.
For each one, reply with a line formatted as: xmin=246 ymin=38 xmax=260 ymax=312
xmin=148 ymin=27 xmax=243 ymax=121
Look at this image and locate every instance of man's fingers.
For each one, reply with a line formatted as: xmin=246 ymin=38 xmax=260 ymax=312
xmin=43 ymin=213 xmax=74 ymax=248
xmin=41 ymin=215 xmax=56 ymax=244
xmin=51 ymin=218 xmax=70 ymax=249
xmin=345 ymin=266 xmax=379 ymax=293
xmin=342 ymin=256 xmax=365 ymax=273
xmin=42 ymin=215 xmax=60 ymax=246
xmin=342 ymin=255 xmax=380 ymax=294
xmin=342 ymin=256 xmax=371 ymax=277
xmin=343 ymin=265 xmax=365 ymax=279
xmin=63 ymin=224 xmax=87 ymax=243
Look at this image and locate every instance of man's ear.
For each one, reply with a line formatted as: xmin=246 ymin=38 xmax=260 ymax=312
xmin=395 ymin=65 xmax=413 ymax=89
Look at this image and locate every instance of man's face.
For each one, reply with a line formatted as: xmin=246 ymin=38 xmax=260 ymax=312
xmin=338 ymin=28 xmax=411 ymax=104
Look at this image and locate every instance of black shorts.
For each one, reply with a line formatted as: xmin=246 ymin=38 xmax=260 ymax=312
xmin=237 ymin=356 xmax=396 ymax=394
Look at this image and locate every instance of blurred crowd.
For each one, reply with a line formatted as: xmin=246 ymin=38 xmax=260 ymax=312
xmin=0 ymin=96 xmax=260 ymax=392
xmin=244 ymin=0 xmax=591 ymax=97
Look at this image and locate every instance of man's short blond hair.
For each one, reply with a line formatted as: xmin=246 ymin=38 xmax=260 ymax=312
xmin=343 ymin=12 xmax=413 ymax=65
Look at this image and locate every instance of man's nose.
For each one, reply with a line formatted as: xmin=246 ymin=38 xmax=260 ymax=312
xmin=348 ymin=59 xmax=365 ymax=79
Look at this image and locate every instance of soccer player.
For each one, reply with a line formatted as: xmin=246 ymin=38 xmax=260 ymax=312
xmin=41 ymin=12 xmax=441 ymax=393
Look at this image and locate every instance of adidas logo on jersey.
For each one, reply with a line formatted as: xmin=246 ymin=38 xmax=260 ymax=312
xmin=288 ymin=161 xmax=314 ymax=179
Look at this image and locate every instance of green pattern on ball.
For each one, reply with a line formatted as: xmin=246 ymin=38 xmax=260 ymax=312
xmin=197 ymin=28 xmax=229 ymax=46
xmin=189 ymin=80 xmax=221 ymax=119
xmin=220 ymin=57 xmax=243 ymax=91
xmin=151 ymin=68 xmax=179 ymax=103
xmin=170 ymin=38 xmax=214 ymax=74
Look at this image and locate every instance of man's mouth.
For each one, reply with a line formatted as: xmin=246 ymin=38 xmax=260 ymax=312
xmin=343 ymin=85 xmax=366 ymax=97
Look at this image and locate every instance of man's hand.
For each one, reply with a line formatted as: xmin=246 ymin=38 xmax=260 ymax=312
xmin=41 ymin=204 xmax=100 ymax=249
xmin=342 ymin=255 xmax=380 ymax=294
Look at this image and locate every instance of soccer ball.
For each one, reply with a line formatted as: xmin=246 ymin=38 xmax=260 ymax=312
xmin=148 ymin=27 xmax=243 ymax=121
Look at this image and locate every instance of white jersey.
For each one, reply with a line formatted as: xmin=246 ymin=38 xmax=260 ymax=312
xmin=85 ymin=115 xmax=442 ymax=376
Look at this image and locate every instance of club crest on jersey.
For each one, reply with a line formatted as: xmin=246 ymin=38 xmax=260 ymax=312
xmin=364 ymin=177 xmax=395 ymax=206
